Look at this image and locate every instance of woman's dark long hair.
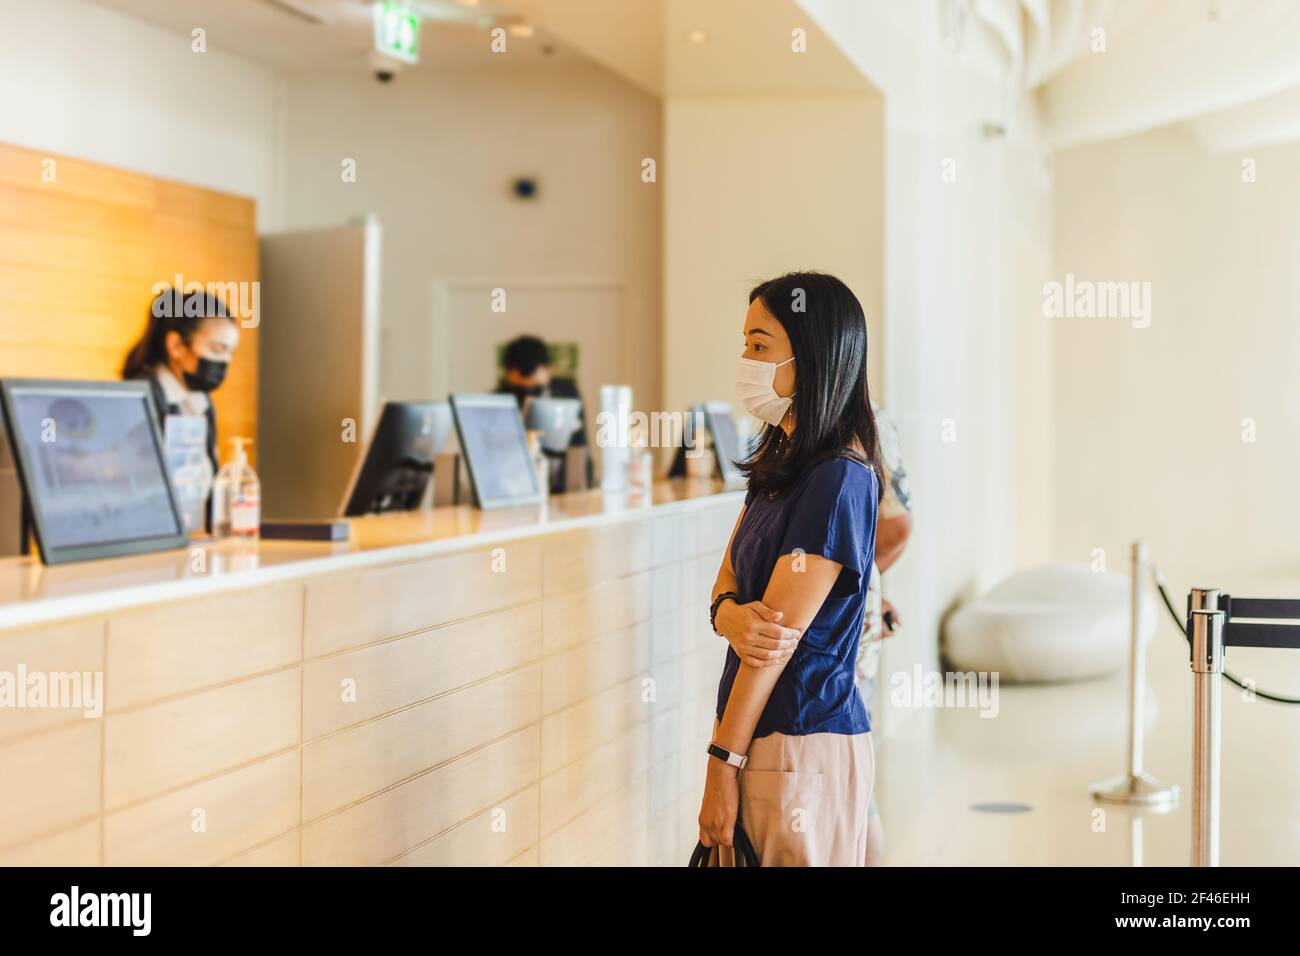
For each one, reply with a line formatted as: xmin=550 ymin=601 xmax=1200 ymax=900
xmin=738 ymin=271 xmax=884 ymax=500
xmin=121 ymin=289 xmax=233 ymax=380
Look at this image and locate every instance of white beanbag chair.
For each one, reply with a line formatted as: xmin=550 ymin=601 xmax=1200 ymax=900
xmin=943 ymin=564 xmax=1154 ymax=683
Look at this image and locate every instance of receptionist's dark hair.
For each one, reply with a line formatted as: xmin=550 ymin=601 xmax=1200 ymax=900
xmin=738 ymin=271 xmax=884 ymax=500
xmin=121 ymin=288 xmax=234 ymax=380
xmin=501 ymin=335 xmax=550 ymax=376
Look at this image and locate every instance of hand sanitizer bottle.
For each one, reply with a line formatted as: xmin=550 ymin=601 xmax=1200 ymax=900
xmin=213 ymin=437 xmax=261 ymax=539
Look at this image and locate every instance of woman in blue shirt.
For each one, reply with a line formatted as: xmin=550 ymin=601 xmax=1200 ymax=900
xmin=698 ymin=272 xmax=884 ymax=866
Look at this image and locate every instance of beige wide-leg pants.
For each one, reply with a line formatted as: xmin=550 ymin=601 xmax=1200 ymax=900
xmin=707 ymin=724 xmax=875 ymax=867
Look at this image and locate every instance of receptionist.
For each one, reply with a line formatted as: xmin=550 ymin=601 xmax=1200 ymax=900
xmin=121 ymin=289 xmax=240 ymax=528
xmin=495 ymin=334 xmax=592 ymax=489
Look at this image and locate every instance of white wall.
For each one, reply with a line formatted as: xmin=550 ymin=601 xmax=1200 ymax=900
xmin=877 ymin=67 xmax=1054 ymax=737
xmin=1053 ymin=127 xmax=1300 ymax=591
xmin=0 ymin=0 xmax=281 ymax=229
xmin=278 ymin=62 xmax=663 ymax=408
xmin=796 ymin=0 xmax=1057 ymax=735
xmin=663 ymin=93 xmax=885 ymax=416
xmin=0 ymin=0 xmax=663 ymax=449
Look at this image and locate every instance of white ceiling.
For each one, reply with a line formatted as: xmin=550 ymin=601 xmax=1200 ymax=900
xmin=90 ymin=0 xmax=583 ymax=72
xmin=93 ymin=0 xmax=877 ymax=95
xmin=1035 ymin=0 xmax=1300 ymax=149
xmin=823 ymin=0 xmax=1300 ymax=152
xmin=88 ymin=0 xmax=1300 ymax=151
xmin=499 ymin=0 xmax=878 ymax=96
xmin=661 ymin=0 xmax=873 ymax=96
xmin=954 ymin=0 xmax=1158 ymax=90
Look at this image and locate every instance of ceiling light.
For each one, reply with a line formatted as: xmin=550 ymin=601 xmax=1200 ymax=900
xmin=687 ymin=30 xmax=708 ymax=44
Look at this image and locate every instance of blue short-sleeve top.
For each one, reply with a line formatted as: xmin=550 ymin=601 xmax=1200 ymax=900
xmin=715 ymin=455 xmax=879 ymax=738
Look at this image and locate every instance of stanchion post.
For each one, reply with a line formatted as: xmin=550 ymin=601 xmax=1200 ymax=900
xmin=1189 ymin=606 xmax=1225 ymax=867
xmin=1090 ymin=541 xmax=1178 ymax=808
xmin=1189 ymin=587 xmax=1221 ymax=615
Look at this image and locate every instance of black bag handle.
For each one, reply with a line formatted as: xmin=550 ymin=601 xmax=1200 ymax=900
xmin=688 ymin=815 xmax=760 ymax=867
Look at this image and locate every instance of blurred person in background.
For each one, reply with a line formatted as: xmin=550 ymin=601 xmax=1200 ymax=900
xmin=495 ymin=334 xmax=592 ymax=489
xmin=122 ymin=288 xmax=240 ymax=530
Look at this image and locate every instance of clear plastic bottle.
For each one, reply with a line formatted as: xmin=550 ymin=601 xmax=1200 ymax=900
xmin=526 ymin=431 xmax=549 ymax=499
xmin=626 ymin=421 xmax=653 ymax=492
xmin=212 ymin=437 xmax=261 ymax=539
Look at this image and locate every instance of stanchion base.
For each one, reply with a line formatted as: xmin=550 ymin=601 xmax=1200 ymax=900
xmin=1090 ymin=771 xmax=1179 ymax=809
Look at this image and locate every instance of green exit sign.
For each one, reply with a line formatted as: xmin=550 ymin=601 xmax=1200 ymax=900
xmin=373 ymin=2 xmax=421 ymax=64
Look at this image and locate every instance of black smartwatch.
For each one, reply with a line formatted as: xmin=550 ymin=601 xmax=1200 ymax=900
xmin=710 ymin=591 xmax=738 ymax=636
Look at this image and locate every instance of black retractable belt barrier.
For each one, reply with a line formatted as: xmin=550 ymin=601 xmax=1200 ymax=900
xmin=1153 ymin=576 xmax=1300 ymax=704
xmin=1209 ymin=594 xmax=1300 ymax=650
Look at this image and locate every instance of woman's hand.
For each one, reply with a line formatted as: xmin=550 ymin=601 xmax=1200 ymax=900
xmin=715 ymin=598 xmax=802 ymax=667
xmin=698 ymin=758 xmax=740 ymax=849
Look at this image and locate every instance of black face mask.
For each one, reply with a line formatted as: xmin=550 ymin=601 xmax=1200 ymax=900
xmin=504 ymin=384 xmax=545 ymax=408
xmin=183 ymin=357 xmax=229 ymax=393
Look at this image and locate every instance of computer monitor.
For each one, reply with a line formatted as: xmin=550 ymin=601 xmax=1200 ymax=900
xmin=703 ymin=401 xmax=746 ymax=484
xmin=449 ymin=393 xmax=541 ymax=509
xmin=0 ymin=379 xmax=188 ymax=565
xmin=524 ymin=397 xmax=583 ymax=453
xmin=668 ymin=402 xmax=747 ymax=483
xmin=341 ymin=401 xmax=453 ymax=517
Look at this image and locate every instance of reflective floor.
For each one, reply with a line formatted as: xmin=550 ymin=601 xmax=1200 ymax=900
xmin=875 ymin=593 xmax=1300 ymax=866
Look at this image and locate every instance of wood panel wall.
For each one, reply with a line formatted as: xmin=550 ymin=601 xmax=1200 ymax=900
xmin=0 ymin=142 xmax=259 ymax=456
xmin=0 ymin=496 xmax=739 ymax=866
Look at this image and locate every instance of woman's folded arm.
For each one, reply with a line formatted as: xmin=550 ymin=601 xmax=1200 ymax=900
xmin=713 ymin=551 xmax=843 ymax=757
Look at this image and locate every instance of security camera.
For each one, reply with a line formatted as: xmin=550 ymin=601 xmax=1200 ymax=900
xmin=368 ymin=50 xmax=403 ymax=84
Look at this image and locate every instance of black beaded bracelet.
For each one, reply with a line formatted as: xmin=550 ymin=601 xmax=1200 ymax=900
xmin=710 ymin=591 xmax=738 ymax=636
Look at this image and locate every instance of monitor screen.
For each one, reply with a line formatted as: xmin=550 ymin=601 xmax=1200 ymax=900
xmin=0 ymin=380 xmax=187 ymax=562
xmin=450 ymin=394 xmax=540 ymax=509
xmin=705 ymin=403 xmax=745 ymax=483
xmin=341 ymin=401 xmax=453 ymax=517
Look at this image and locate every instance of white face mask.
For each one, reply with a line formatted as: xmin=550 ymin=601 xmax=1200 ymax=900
xmin=735 ymin=355 xmax=795 ymax=426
